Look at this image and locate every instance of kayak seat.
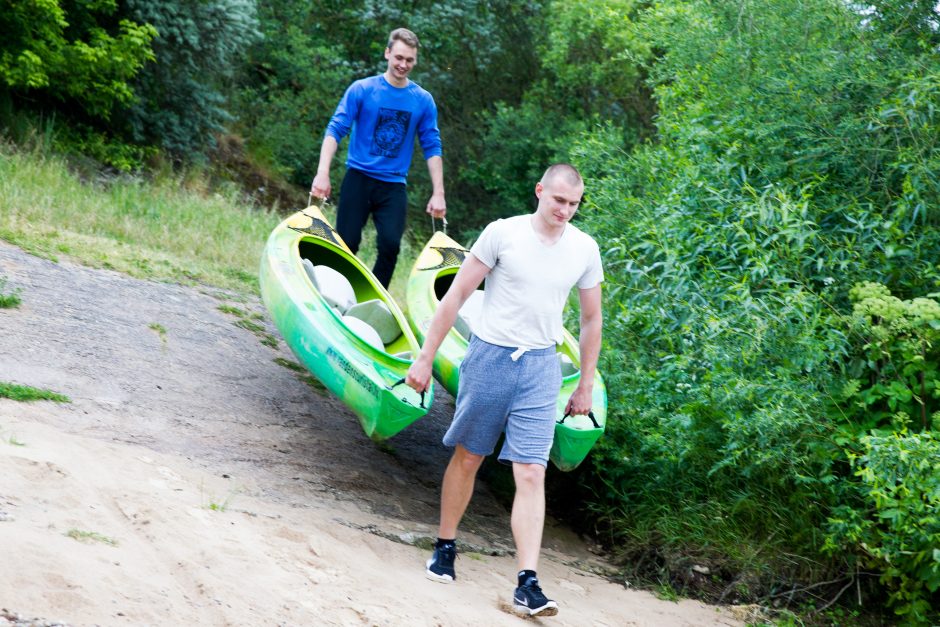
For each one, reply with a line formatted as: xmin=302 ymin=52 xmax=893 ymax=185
xmin=302 ymin=258 xmax=356 ymax=313
xmin=558 ymin=353 xmax=579 ymax=377
xmin=345 ymin=299 xmax=402 ymax=344
xmin=341 ymin=315 xmax=384 ymax=351
xmin=301 ymin=257 xmax=317 ymax=286
xmin=454 ymin=290 xmax=485 ymax=340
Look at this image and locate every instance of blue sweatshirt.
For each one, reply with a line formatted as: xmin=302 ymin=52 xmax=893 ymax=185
xmin=325 ymin=75 xmax=442 ymax=184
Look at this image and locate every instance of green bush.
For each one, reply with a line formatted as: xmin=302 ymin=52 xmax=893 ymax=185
xmin=0 ymin=0 xmax=156 ymax=120
xmin=121 ymin=0 xmax=261 ymax=157
xmin=839 ymin=282 xmax=940 ymax=434
xmin=565 ymin=0 xmax=940 ymax=619
xmin=826 ymin=431 xmax=940 ymax=624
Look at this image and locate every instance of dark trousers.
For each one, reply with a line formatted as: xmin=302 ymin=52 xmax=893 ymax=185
xmin=335 ymin=168 xmax=408 ymax=288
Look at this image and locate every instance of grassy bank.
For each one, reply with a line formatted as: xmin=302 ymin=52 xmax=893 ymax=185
xmin=0 ymin=143 xmax=415 ymax=299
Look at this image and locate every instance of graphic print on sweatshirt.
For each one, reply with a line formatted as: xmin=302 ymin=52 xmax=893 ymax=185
xmin=371 ymin=108 xmax=411 ymax=158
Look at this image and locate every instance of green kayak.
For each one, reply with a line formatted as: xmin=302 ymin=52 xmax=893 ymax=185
xmin=406 ymin=231 xmax=607 ymax=471
xmin=260 ymin=205 xmax=432 ymax=440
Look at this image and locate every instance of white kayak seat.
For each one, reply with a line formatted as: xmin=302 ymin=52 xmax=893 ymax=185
xmin=301 ymin=258 xmax=317 ymax=287
xmin=345 ymin=299 xmax=402 ymax=344
xmin=341 ymin=315 xmax=384 ymax=351
xmin=558 ymin=352 xmax=579 ymax=377
xmin=455 ymin=290 xmax=485 ymax=339
xmin=303 ymin=260 xmax=356 ymax=313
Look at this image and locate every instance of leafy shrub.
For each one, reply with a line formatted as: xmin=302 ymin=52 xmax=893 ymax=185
xmin=826 ymin=431 xmax=940 ymax=624
xmin=0 ymin=0 xmax=156 ymax=120
xmin=564 ymin=0 xmax=940 ymax=618
xmin=839 ymin=282 xmax=940 ymax=434
xmin=121 ymin=0 xmax=261 ymax=157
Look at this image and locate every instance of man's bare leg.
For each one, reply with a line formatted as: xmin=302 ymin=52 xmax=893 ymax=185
xmin=438 ymin=444 xmax=485 ymax=538
xmin=427 ymin=445 xmax=484 ymax=583
xmin=509 ymin=461 xmax=558 ymax=616
xmin=510 ymin=462 xmax=546 ymax=570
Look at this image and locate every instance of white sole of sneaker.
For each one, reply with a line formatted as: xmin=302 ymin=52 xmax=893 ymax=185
xmin=425 ymin=570 xmax=455 ymax=584
xmin=425 ymin=560 xmax=455 ymax=584
xmin=513 ymin=602 xmax=558 ymax=617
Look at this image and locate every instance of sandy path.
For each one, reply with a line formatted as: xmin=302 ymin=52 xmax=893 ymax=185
xmin=0 ymin=241 xmax=743 ymax=626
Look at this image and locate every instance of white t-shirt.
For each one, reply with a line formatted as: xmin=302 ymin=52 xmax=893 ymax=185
xmin=468 ymin=214 xmax=603 ymax=350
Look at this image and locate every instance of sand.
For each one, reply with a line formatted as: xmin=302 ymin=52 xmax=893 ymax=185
xmin=0 ymin=241 xmax=744 ymax=626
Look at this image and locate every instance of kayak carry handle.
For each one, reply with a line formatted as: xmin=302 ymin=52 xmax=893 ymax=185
xmin=431 ymin=216 xmax=448 ymax=234
xmin=388 ymin=378 xmax=427 ymax=410
xmin=558 ymin=410 xmax=600 ymax=429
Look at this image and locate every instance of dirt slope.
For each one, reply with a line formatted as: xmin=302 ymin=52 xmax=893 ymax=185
xmin=0 ymin=241 xmax=744 ymax=626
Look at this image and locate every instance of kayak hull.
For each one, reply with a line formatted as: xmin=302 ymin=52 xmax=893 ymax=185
xmin=260 ymin=206 xmax=432 ymax=440
xmin=406 ymin=231 xmax=606 ymax=470
xmin=405 ymin=231 xmax=470 ymax=396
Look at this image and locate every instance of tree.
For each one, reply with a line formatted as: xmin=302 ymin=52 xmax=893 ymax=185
xmin=120 ymin=0 xmax=261 ymax=157
xmin=0 ymin=0 xmax=155 ymax=122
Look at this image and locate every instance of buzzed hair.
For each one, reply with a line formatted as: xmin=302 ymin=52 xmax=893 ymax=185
xmin=541 ymin=163 xmax=583 ymax=187
xmin=388 ymin=28 xmax=419 ymax=49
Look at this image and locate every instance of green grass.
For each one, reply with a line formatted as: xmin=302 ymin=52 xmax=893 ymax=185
xmin=273 ymin=357 xmax=328 ymax=394
xmin=148 ymin=322 xmax=168 ymax=343
xmin=0 ymin=276 xmax=21 ymax=308
xmin=0 ymin=143 xmax=278 ymax=294
xmin=207 ymin=500 xmax=230 ymax=512
xmin=218 ymin=304 xmax=279 ymax=348
xmin=273 ymin=356 xmax=305 ymax=373
xmin=201 ymin=482 xmax=237 ymax=512
xmin=0 ymin=382 xmax=70 ymax=403
xmin=65 ymin=528 xmax=118 ymax=546
xmin=0 ymin=143 xmax=421 ymax=303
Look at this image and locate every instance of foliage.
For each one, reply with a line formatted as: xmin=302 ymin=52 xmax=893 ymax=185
xmin=826 ymin=431 xmax=940 ymax=623
xmin=0 ymin=0 xmax=156 ymax=120
xmin=232 ymin=1 xmax=364 ymax=185
xmin=569 ymin=0 xmax=940 ymax=618
xmin=120 ymin=0 xmax=261 ymax=157
xmin=460 ymin=0 xmax=654 ymax=229
xmin=823 ymin=284 xmax=940 ymax=621
xmin=839 ymin=282 xmax=940 ymax=434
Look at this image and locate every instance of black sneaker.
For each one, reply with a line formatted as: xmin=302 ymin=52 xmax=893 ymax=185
xmin=513 ymin=576 xmax=558 ymax=617
xmin=425 ymin=543 xmax=457 ymax=583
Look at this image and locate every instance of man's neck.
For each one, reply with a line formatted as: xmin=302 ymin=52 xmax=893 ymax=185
xmin=529 ymin=213 xmax=565 ymax=245
xmin=384 ymin=71 xmax=408 ymax=88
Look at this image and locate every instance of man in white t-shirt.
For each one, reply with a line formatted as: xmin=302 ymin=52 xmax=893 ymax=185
xmin=406 ymin=163 xmax=603 ymax=618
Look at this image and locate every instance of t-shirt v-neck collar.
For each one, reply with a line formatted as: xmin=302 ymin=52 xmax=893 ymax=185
xmin=528 ymin=213 xmax=567 ymax=248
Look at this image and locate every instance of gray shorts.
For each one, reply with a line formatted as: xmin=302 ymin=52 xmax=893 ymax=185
xmin=443 ymin=336 xmax=561 ymax=466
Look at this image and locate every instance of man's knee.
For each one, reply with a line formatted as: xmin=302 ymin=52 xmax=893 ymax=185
xmin=452 ymin=446 xmax=485 ymax=475
xmin=512 ymin=462 xmax=546 ymax=490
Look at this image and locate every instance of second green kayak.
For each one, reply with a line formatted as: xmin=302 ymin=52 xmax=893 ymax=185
xmin=405 ymin=230 xmax=607 ymax=471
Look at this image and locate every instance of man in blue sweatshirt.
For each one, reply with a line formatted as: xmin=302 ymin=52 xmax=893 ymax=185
xmin=310 ymin=27 xmax=446 ymax=287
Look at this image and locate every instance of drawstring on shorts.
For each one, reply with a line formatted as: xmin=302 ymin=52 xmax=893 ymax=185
xmin=510 ymin=347 xmax=528 ymax=361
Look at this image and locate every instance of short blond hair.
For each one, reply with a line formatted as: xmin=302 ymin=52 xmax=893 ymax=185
xmin=541 ymin=163 xmax=583 ymax=187
xmin=388 ymin=28 xmax=419 ymax=50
